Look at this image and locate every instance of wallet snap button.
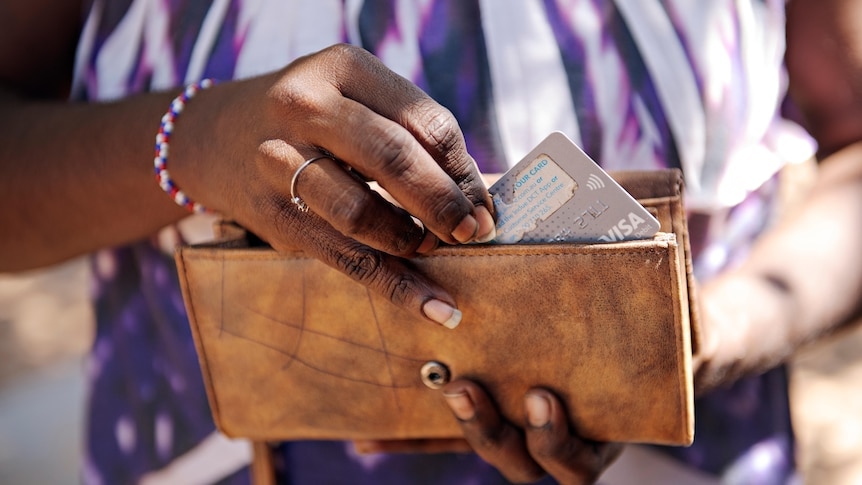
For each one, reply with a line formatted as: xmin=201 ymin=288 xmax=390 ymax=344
xmin=420 ymin=361 xmax=450 ymax=389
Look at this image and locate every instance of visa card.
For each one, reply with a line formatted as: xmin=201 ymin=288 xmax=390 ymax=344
xmin=489 ymin=132 xmax=660 ymax=244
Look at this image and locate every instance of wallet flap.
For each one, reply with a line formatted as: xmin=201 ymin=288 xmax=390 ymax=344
xmin=213 ymin=169 xmax=701 ymax=354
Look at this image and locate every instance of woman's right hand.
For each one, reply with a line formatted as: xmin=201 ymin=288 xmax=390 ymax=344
xmin=170 ymin=44 xmax=496 ymax=328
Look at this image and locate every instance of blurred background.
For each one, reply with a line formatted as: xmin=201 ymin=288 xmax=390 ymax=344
xmin=0 ymin=257 xmax=92 ymax=484
xmin=1 ymin=163 xmax=862 ymax=483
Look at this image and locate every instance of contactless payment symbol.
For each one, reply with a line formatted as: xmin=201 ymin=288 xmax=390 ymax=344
xmin=585 ymin=173 xmax=605 ymax=191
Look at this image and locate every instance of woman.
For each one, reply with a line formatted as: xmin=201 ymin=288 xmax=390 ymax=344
xmin=2 ymin=0 xmax=862 ymax=483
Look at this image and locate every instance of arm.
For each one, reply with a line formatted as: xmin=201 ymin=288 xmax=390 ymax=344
xmin=0 ymin=0 xmax=178 ymax=269
xmin=694 ymin=0 xmax=862 ymax=393
xmin=0 ymin=0 xmax=227 ymax=268
xmin=0 ymin=1 xmax=496 ymax=328
xmin=0 ymin=86 xmax=192 ymax=270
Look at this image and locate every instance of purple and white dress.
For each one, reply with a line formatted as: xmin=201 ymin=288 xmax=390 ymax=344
xmin=73 ymin=0 xmax=813 ymax=483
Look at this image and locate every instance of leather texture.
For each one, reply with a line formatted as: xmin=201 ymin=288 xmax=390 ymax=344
xmin=176 ymin=169 xmax=697 ymax=446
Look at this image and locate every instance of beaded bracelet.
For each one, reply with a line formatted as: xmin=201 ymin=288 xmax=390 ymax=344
xmin=154 ymin=78 xmax=215 ymax=213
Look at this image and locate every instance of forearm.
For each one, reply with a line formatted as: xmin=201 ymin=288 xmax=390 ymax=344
xmin=0 ymin=89 xmax=196 ymax=271
xmin=695 ymin=143 xmax=862 ymax=393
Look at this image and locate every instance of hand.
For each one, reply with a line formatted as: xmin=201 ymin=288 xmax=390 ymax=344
xmin=351 ymin=380 xmax=622 ymax=484
xmin=170 ymin=44 xmax=495 ymax=328
xmin=441 ymin=379 xmax=623 ymax=484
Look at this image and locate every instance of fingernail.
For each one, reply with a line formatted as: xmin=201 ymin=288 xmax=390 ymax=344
xmin=451 ymin=214 xmax=479 ymax=243
xmin=444 ymin=390 xmax=476 ymax=421
xmin=422 ymin=299 xmax=462 ymax=329
xmin=525 ymin=393 xmax=551 ymax=428
xmin=416 ymin=231 xmax=439 ymax=254
xmin=473 ymin=206 xmax=497 ymax=243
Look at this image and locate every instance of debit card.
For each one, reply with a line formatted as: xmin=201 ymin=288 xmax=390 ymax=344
xmin=489 ymin=132 xmax=660 ymax=244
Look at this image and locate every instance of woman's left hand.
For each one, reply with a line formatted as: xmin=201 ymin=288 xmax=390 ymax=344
xmin=355 ymin=379 xmax=623 ymax=484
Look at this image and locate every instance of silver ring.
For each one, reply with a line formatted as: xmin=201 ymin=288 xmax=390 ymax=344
xmin=290 ymin=155 xmax=334 ymax=212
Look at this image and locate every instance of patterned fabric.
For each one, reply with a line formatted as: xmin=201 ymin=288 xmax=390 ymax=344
xmin=74 ymin=1 xmax=811 ymax=483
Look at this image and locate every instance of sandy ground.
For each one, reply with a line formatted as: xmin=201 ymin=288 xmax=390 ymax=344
xmin=1 ymin=250 xmax=862 ymax=483
xmin=0 ymin=257 xmax=92 ymax=484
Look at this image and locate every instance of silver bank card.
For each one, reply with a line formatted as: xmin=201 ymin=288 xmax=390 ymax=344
xmin=489 ymin=132 xmax=660 ymax=244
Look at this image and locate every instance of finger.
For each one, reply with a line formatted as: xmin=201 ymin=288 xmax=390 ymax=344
xmin=353 ymin=439 xmax=473 ymax=454
xmin=343 ymin=68 xmax=493 ymax=214
xmin=442 ymin=380 xmax=546 ymax=483
xmin=257 ymin=206 xmax=460 ymax=329
xmin=263 ymin=144 xmax=437 ymax=256
xmin=524 ymin=389 xmax=624 ymax=484
xmin=327 ymin=45 xmax=492 ymax=207
xmin=289 ymin=45 xmax=495 ymax=244
xmin=306 ymin=96 xmax=494 ymax=245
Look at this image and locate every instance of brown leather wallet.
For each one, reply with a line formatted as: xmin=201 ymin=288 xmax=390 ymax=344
xmin=176 ymin=169 xmax=698 ymax=446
